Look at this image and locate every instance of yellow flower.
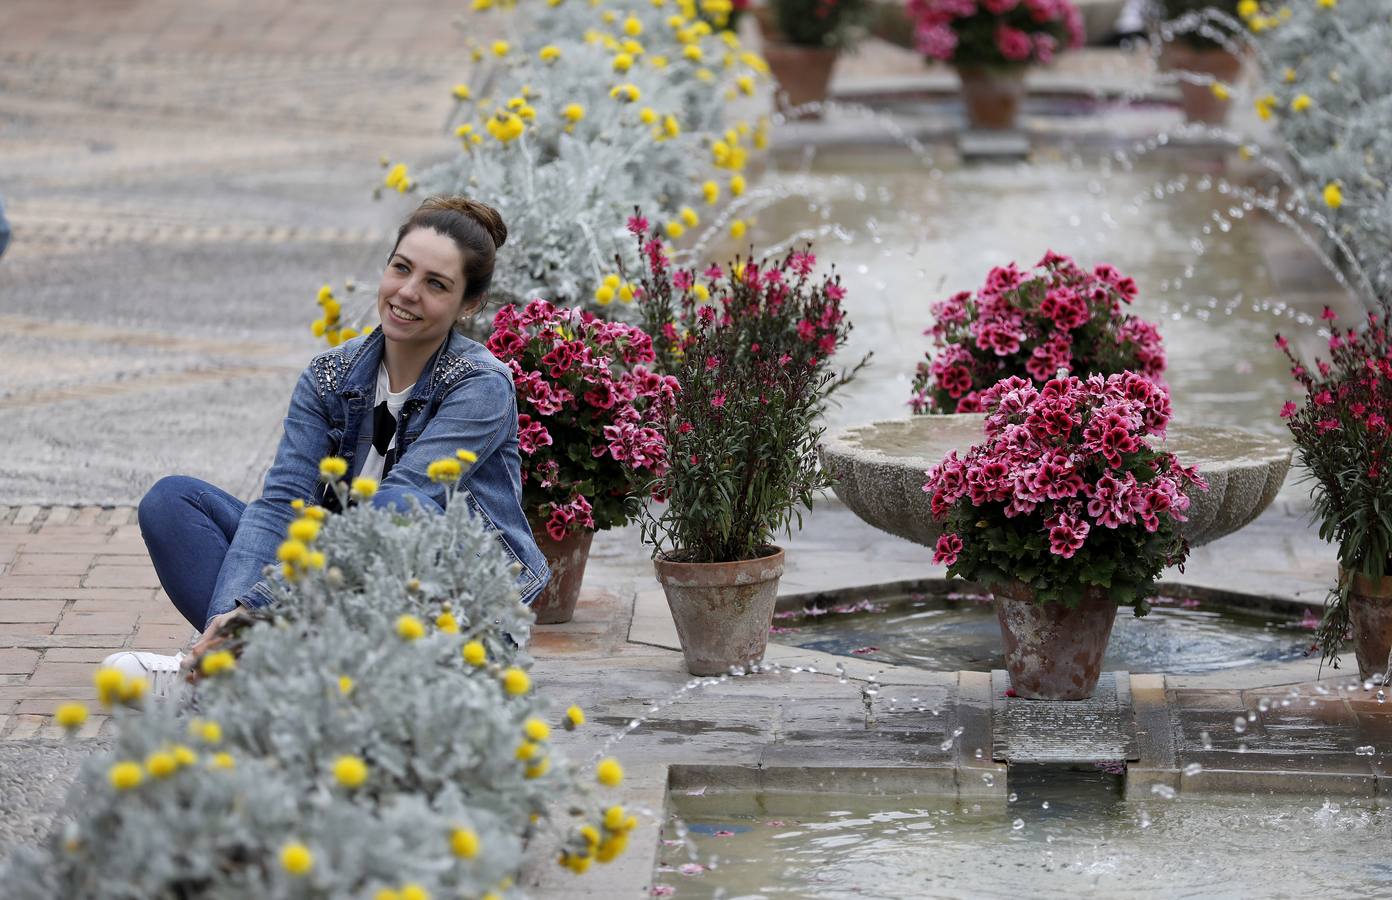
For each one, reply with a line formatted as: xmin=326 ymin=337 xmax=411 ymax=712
xmin=1318 ymin=0 xmax=1335 ymax=7
xmin=692 ymin=283 xmax=710 ymax=302
xmin=288 ymin=518 xmax=320 ymax=543
xmin=463 ymin=641 xmax=487 ymax=666
xmin=730 ymin=219 xmax=747 ymax=240
xmin=663 ymin=114 xmax=680 ymax=138
xmin=601 ymin=9 xmax=617 ymax=22
xmin=200 ymin=650 xmax=236 ymax=677
xmin=118 ymin=675 xmax=148 ymax=703
xmin=525 ymin=756 xmax=551 ymax=779
xmin=399 ymin=884 xmax=429 ymax=900
xmin=316 ymin=284 xmax=334 ymax=303
xmin=1236 ymin=0 xmax=1258 ymax=16
xmin=664 ymin=221 xmax=686 ymax=239
xmin=1291 ymin=93 xmax=1312 ymax=112
xmin=486 ymin=111 xmax=526 ymax=143
xmin=146 ymin=751 xmax=177 ymax=779
xmin=351 ymin=476 xmax=379 ymax=499
xmin=1283 ymin=67 xmax=1296 ymax=83
xmin=618 ymin=282 xmax=636 ymax=303
xmin=278 ymin=539 xmax=308 ymax=565
xmin=695 ymin=67 xmax=714 ymax=82
xmin=613 ymin=52 xmax=634 ymax=73
xmin=210 ymin=752 xmax=235 ymax=770
xmin=604 ymin=804 xmax=628 ymax=831
xmin=191 ymin=719 xmax=222 ymax=744
xmin=516 ymin=741 xmax=539 ymax=761
xmin=730 ymin=174 xmax=746 ymax=197
xmin=540 ymin=44 xmax=561 ymax=62
xmin=682 ymin=44 xmax=704 ymax=63
xmin=452 ymin=83 xmax=471 ymax=101
xmin=451 ymin=827 xmax=481 ymax=858
xmin=304 ymin=506 xmax=327 ymax=522
xmin=108 ymin=761 xmax=143 ymax=790
xmin=492 ymin=40 xmax=510 ymax=56
xmin=603 ymin=273 xmax=621 ymax=288
xmin=306 ymin=551 xmax=326 ymax=570
xmin=333 ymin=754 xmax=369 ymax=788
xmin=473 ymin=0 xmax=493 ymax=10
xmin=311 ymin=319 xmax=327 ymax=337
xmin=319 ymin=456 xmax=348 ymax=479
xmin=563 ymin=103 xmax=585 ymax=123
xmin=596 ymin=757 xmax=624 ymax=786
xmin=172 ymin=744 xmax=198 ymax=767
xmin=736 ymin=74 xmax=755 ymax=96
xmin=502 ymin=667 xmax=531 ymax=695
xmin=596 ymin=284 xmax=615 ymax=304
xmin=701 ymin=180 xmax=720 ymax=204
xmin=396 ymin=614 xmax=426 ymax=641
xmin=679 ymin=206 xmax=699 ymax=228
xmin=1209 ymin=82 xmax=1230 ymax=100
xmin=1254 ymin=94 xmax=1276 ymax=121
xmin=436 ymin=611 xmax=460 ymax=633
xmin=280 ymin=842 xmax=314 ymax=876
xmin=456 ymin=449 xmax=478 ymax=464
xmin=639 ymin=106 xmax=658 ymax=125
xmin=384 ymin=163 xmax=409 ymax=190
xmin=1323 ymin=182 xmax=1343 ymax=209
xmin=524 ymin=717 xmax=551 ymax=741
xmin=621 ymin=38 xmax=644 ymax=55
xmin=623 ymin=15 xmax=643 ymax=35
xmin=427 ymin=458 xmax=463 ymax=482
xmin=94 ymin=667 xmax=125 ymax=706
xmin=338 ymin=675 xmax=355 ymax=695
xmin=610 ymin=83 xmax=641 ymax=103
xmin=650 ymin=53 xmax=669 ymax=68
xmin=55 ymin=703 xmax=87 ymax=730
xmin=375 ymin=891 xmax=401 ymax=900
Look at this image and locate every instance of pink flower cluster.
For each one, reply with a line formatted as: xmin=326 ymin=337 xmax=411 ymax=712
xmin=910 ymin=253 xmax=1165 ymax=415
xmin=487 ymin=299 xmax=678 ymax=540
xmin=908 ymin=0 xmax=1084 ymax=67
xmin=923 ymin=372 xmax=1205 ymax=565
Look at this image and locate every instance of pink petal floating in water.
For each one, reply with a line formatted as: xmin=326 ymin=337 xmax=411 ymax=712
xmin=1298 ymin=609 xmax=1321 ymax=630
xmin=678 ymin=863 xmax=707 ymax=875
xmin=768 ymin=626 xmax=797 ymax=635
xmin=1181 ymin=598 xmax=1201 ymax=609
xmin=661 ymin=839 xmax=685 ymax=847
xmin=850 ymin=646 xmax=879 ymax=655
xmin=766 ymin=819 xmax=786 ymax=826
xmin=772 ymin=610 xmax=800 ymax=620
xmin=714 ymin=829 xmax=736 ymax=837
xmin=652 ymin=887 xmax=676 ymax=897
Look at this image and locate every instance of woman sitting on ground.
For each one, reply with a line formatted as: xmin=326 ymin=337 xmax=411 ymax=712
xmin=104 ymin=197 xmax=549 ymax=689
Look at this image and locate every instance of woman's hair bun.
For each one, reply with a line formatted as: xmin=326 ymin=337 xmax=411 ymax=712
xmin=420 ymin=196 xmax=508 ymax=250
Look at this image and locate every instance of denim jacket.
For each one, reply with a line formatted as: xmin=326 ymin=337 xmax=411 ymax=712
xmin=209 ymin=328 xmax=549 ymax=616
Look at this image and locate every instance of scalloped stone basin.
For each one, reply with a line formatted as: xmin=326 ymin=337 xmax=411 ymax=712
xmin=821 ymin=415 xmax=1292 ymax=549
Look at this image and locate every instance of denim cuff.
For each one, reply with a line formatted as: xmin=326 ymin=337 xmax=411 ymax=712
xmin=234 ymin=581 xmax=277 ymax=612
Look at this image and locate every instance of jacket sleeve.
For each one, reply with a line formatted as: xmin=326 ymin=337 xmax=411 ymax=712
xmin=371 ymin=368 xmax=516 ymax=515
xmin=209 ymin=366 xmax=336 ymax=618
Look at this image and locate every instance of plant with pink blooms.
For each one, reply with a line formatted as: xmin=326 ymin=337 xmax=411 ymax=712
xmin=909 ymin=253 xmax=1166 ymax=415
xmin=621 ymin=215 xmax=866 ymax=563
xmin=922 ymin=372 xmax=1206 ymax=612
xmin=486 ymin=299 xmax=678 ymax=541
xmin=1275 ymin=308 xmax=1392 ymax=665
xmin=908 ymin=0 xmax=1085 ymax=69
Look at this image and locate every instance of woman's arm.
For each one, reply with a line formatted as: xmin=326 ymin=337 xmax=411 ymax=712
xmin=371 ymin=367 xmax=516 ymax=514
xmin=206 ymin=367 xmax=336 ymax=620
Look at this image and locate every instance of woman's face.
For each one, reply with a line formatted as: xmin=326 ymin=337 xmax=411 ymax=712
xmin=377 ymin=227 xmax=469 ymax=348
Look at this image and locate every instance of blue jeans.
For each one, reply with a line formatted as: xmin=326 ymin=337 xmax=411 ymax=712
xmin=138 ymin=476 xmax=248 ymax=631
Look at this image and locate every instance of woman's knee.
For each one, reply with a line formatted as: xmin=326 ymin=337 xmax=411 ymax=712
xmin=138 ymin=475 xmax=205 ymax=533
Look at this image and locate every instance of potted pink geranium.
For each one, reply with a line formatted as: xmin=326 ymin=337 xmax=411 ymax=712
xmin=486 ymin=300 xmax=677 ymax=623
xmin=908 ymin=0 xmax=1085 ymax=129
xmin=923 ymin=371 xmax=1206 ymax=699
xmin=909 ymin=252 xmax=1165 ymax=415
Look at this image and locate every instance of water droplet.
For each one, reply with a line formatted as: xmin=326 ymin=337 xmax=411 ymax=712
xmin=1200 ymin=731 xmax=1213 ymax=750
xmin=1183 ymin=762 xmax=1203 ymax=777
xmin=1040 ymin=801 xmax=1049 ymax=809
xmin=1137 ymin=807 xmax=1152 ymax=828
xmin=982 ymin=773 xmax=994 ymax=786
xmin=952 ymin=726 xmax=965 ymax=738
xmin=974 ymin=748 xmax=983 ymax=759
xmin=939 ymin=738 xmax=954 ymax=752
xmin=1008 ymin=792 xmax=1018 ymax=803
xmin=1012 ymin=818 xmax=1025 ymax=831
xmin=1150 ymin=783 xmax=1177 ymax=800
xmin=1233 ymin=716 xmax=1247 ymax=734
xmin=1355 ymin=745 xmax=1376 ymax=756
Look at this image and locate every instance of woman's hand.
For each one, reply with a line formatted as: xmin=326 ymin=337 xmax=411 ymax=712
xmin=190 ymin=609 xmax=244 ymax=660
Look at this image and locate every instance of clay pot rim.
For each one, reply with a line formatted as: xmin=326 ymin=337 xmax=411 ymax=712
xmin=656 ymin=545 xmax=784 ymax=568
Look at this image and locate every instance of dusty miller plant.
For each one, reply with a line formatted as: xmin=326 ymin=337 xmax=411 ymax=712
xmin=3 ymin=476 xmax=630 ymax=898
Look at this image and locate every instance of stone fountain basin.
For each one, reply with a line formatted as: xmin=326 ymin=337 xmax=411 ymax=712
xmin=820 ymin=415 xmax=1292 ymax=549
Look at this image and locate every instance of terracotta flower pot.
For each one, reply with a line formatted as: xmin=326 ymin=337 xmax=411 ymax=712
xmin=654 ymin=546 xmax=785 ymax=675
xmin=1345 ymin=567 xmax=1392 ymax=682
xmin=991 ymin=581 xmax=1118 ymax=700
xmin=1158 ymin=44 xmax=1243 ymax=126
xmin=954 ymin=65 xmax=1027 ymax=131
xmin=528 ymin=526 xmax=594 ymax=625
xmin=761 ymin=41 xmax=838 ymax=119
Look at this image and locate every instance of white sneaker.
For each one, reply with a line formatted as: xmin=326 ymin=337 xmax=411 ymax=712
xmin=100 ymin=651 xmax=186 ymax=701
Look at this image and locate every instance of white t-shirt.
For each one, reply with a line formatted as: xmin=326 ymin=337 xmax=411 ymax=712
xmin=354 ymin=363 xmax=411 ymax=483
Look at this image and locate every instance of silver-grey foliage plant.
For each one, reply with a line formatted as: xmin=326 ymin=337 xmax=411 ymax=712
xmin=4 ymin=481 xmax=620 ymax=899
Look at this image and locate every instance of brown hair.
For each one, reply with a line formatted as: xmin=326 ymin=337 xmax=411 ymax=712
xmin=390 ymin=196 xmax=508 ymax=314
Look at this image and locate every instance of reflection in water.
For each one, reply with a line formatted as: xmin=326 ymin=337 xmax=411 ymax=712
xmin=771 ymin=592 xmax=1312 ymax=674
xmin=661 ymin=767 xmax=1392 ymax=899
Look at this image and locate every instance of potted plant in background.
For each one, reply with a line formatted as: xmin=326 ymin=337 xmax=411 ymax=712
xmin=908 ymin=253 xmax=1166 ymax=414
xmin=486 ymin=299 xmax=677 ymax=623
xmin=626 ymin=215 xmax=864 ymax=674
xmin=1277 ymin=310 xmax=1392 ymax=680
xmin=1154 ymin=0 xmax=1245 ymax=125
xmin=907 ymin=0 xmax=1086 ymax=130
xmin=755 ymin=0 xmax=870 ymax=117
xmin=923 ymin=371 xmax=1206 ymax=699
